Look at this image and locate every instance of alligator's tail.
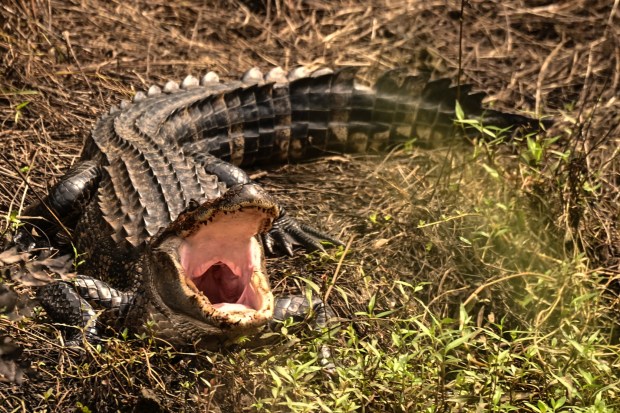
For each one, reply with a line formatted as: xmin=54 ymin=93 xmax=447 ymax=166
xmin=279 ymin=67 xmax=551 ymax=161
xmin=120 ymin=67 xmax=552 ymax=168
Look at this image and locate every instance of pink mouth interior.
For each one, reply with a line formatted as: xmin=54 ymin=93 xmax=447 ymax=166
xmin=178 ymin=210 xmax=266 ymax=312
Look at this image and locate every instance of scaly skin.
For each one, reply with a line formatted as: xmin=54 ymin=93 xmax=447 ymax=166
xmin=21 ymin=66 xmax=546 ymax=356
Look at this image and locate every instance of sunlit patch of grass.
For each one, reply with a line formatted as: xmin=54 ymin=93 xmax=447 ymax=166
xmin=241 ymin=115 xmax=620 ymax=412
xmin=249 ymin=256 xmax=619 ymax=412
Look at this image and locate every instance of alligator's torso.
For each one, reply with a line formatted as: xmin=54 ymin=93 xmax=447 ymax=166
xmin=22 ymin=66 xmax=542 ymax=350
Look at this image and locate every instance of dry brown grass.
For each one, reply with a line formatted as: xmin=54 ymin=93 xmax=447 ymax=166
xmin=1 ymin=0 xmax=619 ymax=411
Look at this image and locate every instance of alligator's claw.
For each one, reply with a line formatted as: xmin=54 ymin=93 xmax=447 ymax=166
xmin=271 ymin=295 xmax=337 ymax=374
xmin=262 ymin=210 xmax=343 ymax=256
xmin=13 ymin=229 xmax=38 ymax=252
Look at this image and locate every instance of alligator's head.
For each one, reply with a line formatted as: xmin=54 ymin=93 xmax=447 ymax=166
xmin=145 ymin=183 xmax=279 ymax=345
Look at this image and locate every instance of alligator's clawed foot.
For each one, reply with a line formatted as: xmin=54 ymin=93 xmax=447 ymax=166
xmin=272 ymin=295 xmax=338 ymax=374
xmin=262 ymin=210 xmax=343 ymax=256
xmin=12 ymin=228 xmax=61 ymax=260
xmin=12 ymin=229 xmax=39 ymax=253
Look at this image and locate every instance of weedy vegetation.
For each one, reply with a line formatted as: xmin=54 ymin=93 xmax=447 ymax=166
xmin=1 ymin=0 xmax=619 ymax=412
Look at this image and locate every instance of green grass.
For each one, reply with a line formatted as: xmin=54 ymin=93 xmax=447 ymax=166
xmin=4 ymin=120 xmax=619 ymax=412
xmin=2 ymin=107 xmax=619 ymax=413
xmin=238 ymin=117 xmax=620 ymax=412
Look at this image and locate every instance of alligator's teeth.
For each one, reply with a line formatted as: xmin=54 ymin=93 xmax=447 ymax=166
xmin=287 ymin=66 xmax=310 ymax=81
xmin=311 ymin=67 xmax=334 ymax=77
xmin=108 ymin=105 xmax=120 ymax=115
xmin=147 ymin=85 xmax=162 ymax=96
xmin=181 ymin=75 xmax=199 ymax=89
xmin=163 ymin=81 xmax=179 ymax=93
xmin=242 ymin=67 xmax=264 ymax=84
xmin=201 ymin=71 xmax=219 ymax=85
xmin=133 ymin=91 xmax=146 ymax=102
xmin=265 ymin=66 xmax=287 ymax=83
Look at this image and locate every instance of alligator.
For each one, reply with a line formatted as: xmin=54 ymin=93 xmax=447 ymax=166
xmin=17 ymin=66 xmax=545 ymax=359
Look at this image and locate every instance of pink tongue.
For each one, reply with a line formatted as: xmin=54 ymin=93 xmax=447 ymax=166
xmin=200 ymin=263 xmax=242 ymax=304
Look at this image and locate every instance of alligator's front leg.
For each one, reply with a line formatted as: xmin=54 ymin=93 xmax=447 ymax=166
xmin=37 ymin=275 xmax=133 ymax=345
xmin=198 ymin=154 xmax=343 ymax=256
xmin=272 ymin=295 xmax=337 ymax=372
xmin=15 ymin=160 xmax=102 ymax=250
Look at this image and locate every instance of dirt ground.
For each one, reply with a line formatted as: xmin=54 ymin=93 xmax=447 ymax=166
xmin=1 ymin=0 xmax=619 ymax=411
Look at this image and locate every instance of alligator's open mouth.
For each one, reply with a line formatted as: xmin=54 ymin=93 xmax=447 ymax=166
xmin=178 ymin=209 xmax=267 ymax=314
xmin=150 ymin=184 xmax=279 ymax=338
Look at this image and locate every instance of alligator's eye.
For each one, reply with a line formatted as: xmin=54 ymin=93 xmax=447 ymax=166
xmin=178 ymin=208 xmax=268 ymax=312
